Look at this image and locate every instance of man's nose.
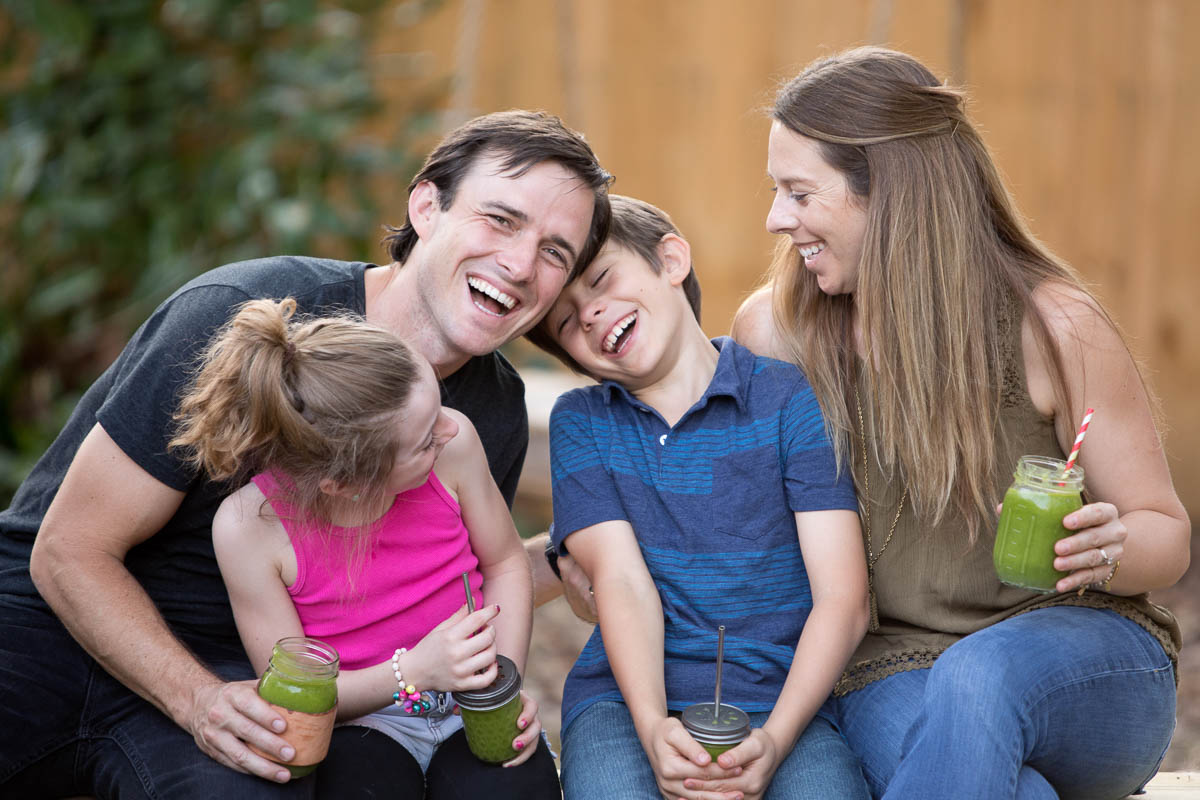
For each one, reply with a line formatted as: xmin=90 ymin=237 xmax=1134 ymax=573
xmin=497 ymin=234 xmax=539 ymax=282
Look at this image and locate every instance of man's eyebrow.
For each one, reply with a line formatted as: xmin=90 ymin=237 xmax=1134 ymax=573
xmin=484 ymin=201 xmax=579 ymax=264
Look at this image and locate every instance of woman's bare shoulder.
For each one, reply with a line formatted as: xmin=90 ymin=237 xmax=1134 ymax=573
xmin=731 ymin=285 xmax=787 ymax=360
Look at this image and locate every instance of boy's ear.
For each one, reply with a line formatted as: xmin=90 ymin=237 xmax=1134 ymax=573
xmin=657 ymin=233 xmax=692 ymax=287
xmin=408 ymin=180 xmax=439 ymax=240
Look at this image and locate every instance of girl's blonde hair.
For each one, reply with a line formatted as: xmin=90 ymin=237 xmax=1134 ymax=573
xmin=171 ymin=298 xmax=421 ymax=541
xmin=769 ymin=46 xmax=1138 ymax=540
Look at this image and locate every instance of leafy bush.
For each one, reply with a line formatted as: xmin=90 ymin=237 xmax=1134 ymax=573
xmin=0 ymin=0 xmax=441 ymax=504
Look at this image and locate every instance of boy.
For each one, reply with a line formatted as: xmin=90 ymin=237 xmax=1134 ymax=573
xmin=531 ymin=196 xmax=870 ymax=800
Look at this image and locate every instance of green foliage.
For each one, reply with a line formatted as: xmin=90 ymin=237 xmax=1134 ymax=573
xmin=0 ymin=0 xmax=442 ymax=504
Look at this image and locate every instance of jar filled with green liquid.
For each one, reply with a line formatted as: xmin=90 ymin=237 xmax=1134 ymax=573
xmin=993 ymin=456 xmax=1084 ymax=593
xmin=452 ymin=655 xmax=523 ymax=764
xmin=254 ymin=636 xmax=339 ymax=778
xmin=681 ymin=702 xmax=751 ymax=760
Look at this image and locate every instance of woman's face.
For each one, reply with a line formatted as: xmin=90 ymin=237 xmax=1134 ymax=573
xmin=765 ymin=121 xmax=868 ymax=296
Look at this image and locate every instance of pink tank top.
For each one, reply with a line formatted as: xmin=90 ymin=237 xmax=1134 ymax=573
xmin=251 ymin=472 xmax=483 ymax=671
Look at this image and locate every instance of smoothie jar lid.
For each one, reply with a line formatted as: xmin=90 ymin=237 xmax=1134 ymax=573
xmin=452 ymin=654 xmax=521 ymax=710
xmin=681 ymin=702 xmax=751 ymax=745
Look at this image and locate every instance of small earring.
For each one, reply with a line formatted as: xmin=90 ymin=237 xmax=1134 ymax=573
xmin=351 ymin=494 xmax=360 ymax=502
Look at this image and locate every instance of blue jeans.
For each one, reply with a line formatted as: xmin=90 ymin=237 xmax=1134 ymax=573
xmin=834 ymin=607 xmax=1176 ymax=800
xmin=561 ymin=700 xmax=869 ymax=800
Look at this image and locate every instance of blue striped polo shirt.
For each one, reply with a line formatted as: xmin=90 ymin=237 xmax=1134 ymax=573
xmin=549 ymin=337 xmax=857 ymax=733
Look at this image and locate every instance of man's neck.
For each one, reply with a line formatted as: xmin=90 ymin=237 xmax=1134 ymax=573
xmin=630 ymin=323 xmax=720 ymax=428
xmin=363 ymin=264 xmax=472 ymax=379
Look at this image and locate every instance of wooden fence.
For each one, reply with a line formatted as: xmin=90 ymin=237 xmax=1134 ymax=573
xmin=370 ymin=0 xmax=1200 ymax=515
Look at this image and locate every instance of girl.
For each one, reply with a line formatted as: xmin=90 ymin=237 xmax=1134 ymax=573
xmin=171 ymin=297 xmax=560 ymax=799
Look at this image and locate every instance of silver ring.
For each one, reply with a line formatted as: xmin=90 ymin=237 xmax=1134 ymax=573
xmin=1098 ymin=548 xmax=1114 ymax=566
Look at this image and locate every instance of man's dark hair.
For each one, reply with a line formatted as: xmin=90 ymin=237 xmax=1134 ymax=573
xmin=382 ymin=110 xmax=613 ymax=278
xmin=527 ymin=194 xmax=702 ymax=377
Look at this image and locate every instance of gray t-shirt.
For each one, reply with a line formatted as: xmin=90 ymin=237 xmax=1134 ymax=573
xmin=0 ymin=256 xmax=528 ymax=661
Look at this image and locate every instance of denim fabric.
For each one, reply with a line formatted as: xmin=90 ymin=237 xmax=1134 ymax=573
xmin=834 ymin=607 xmax=1176 ymax=800
xmin=0 ymin=599 xmax=312 ymax=799
xmin=561 ymin=700 xmax=869 ymax=800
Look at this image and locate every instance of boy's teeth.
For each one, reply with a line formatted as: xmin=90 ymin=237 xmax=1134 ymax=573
xmin=604 ymin=312 xmax=637 ymax=353
xmin=799 ymin=242 xmax=826 ymax=258
xmin=467 ymin=277 xmax=516 ymax=309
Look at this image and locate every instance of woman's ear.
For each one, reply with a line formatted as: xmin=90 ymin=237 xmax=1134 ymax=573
xmin=657 ymin=233 xmax=693 ymax=287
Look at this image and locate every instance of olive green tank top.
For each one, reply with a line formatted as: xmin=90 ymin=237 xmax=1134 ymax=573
xmin=835 ymin=299 xmax=1180 ymax=695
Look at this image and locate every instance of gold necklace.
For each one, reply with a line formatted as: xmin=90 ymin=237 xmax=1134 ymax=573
xmin=854 ymin=382 xmax=907 ymax=632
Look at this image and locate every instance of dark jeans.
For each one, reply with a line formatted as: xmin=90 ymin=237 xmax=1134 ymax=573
xmin=317 ymin=725 xmax=562 ymax=799
xmin=0 ymin=598 xmax=312 ymax=799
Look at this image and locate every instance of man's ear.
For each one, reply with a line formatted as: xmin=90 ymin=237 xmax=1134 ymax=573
xmin=408 ymin=180 xmax=440 ymax=240
xmin=657 ymin=233 xmax=693 ymax=287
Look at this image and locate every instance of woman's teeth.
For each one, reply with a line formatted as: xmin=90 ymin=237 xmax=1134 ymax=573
xmin=799 ymin=242 xmax=826 ymax=258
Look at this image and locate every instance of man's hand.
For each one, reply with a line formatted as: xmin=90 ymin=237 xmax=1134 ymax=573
xmin=188 ymin=679 xmax=297 ymax=783
xmin=558 ymin=551 xmax=597 ymax=623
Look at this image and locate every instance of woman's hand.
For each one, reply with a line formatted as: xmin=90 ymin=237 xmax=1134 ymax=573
xmin=500 ymin=690 xmax=544 ymax=767
xmin=685 ymin=728 xmax=780 ymax=800
xmin=1052 ymin=501 xmax=1126 ymax=593
xmin=404 ymin=604 xmax=500 ymax=693
xmin=645 ymin=716 xmax=742 ymax=800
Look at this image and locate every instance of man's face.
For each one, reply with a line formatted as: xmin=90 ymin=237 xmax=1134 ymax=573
xmin=408 ymin=154 xmax=595 ymax=360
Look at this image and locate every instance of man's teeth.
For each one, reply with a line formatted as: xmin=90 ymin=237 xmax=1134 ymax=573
xmin=604 ymin=312 xmax=637 ymax=353
xmin=799 ymin=242 xmax=826 ymax=258
xmin=467 ymin=277 xmax=516 ymax=309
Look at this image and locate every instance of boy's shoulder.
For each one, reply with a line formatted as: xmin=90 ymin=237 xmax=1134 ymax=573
xmin=716 ymin=337 xmax=814 ymax=399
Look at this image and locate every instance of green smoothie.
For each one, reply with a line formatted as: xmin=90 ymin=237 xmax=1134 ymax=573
xmin=993 ymin=456 xmax=1084 ymax=593
xmin=452 ymin=655 xmax=523 ymax=764
xmin=256 ymin=637 xmax=339 ymax=778
xmin=681 ymin=702 xmax=751 ymax=760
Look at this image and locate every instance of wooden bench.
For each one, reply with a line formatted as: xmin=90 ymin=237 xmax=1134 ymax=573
xmin=1135 ymin=772 xmax=1200 ymax=798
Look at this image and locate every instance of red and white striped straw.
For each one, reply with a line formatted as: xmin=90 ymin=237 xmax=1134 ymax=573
xmin=1062 ymin=408 xmax=1094 ymax=475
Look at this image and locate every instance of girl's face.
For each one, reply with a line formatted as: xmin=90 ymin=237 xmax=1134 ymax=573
xmin=382 ymin=359 xmax=459 ymax=496
xmin=765 ymin=121 xmax=868 ymax=296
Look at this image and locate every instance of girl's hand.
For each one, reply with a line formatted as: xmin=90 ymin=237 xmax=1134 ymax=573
xmin=501 ymin=690 xmax=543 ymax=768
xmin=645 ymin=716 xmax=742 ymax=800
xmin=685 ymin=729 xmax=780 ymax=800
xmin=1052 ymin=501 xmax=1126 ymax=593
xmin=405 ymin=603 xmax=500 ymax=692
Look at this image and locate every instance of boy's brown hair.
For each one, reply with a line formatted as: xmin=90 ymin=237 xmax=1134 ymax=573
xmin=527 ymin=194 xmax=702 ymax=376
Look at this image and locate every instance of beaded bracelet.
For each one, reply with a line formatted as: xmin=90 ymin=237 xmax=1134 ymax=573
xmin=391 ymin=648 xmax=431 ymax=715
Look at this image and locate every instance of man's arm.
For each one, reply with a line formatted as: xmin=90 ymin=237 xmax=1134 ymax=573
xmin=29 ymin=423 xmax=299 ymax=782
xmin=525 ymin=531 xmax=597 ymax=622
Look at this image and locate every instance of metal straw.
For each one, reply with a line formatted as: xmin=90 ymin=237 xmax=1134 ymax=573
xmin=462 ymin=572 xmax=475 ymax=613
xmin=713 ymin=625 xmax=726 ymax=721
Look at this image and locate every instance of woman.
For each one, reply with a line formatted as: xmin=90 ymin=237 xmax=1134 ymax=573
xmin=733 ymin=47 xmax=1187 ymax=800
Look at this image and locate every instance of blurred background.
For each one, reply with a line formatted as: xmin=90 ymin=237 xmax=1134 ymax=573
xmin=2 ymin=0 xmax=1196 ymax=771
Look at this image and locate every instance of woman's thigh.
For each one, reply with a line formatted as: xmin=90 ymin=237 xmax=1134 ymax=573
xmin=833 ymin=667 xmax=929 ymax=797
xmin=560 ymin=701 xmax=659 ymax=800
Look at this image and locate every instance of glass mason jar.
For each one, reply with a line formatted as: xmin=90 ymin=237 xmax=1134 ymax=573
xmin=993 ymin=455 xmax=1085 ymax=593
xmin=452 ymin=654 xmax=523 ymax=764
xmin=254 ymin=636 xmax=339 ymax=778
xmin=681 ymin=702 xmax=751 ymax=760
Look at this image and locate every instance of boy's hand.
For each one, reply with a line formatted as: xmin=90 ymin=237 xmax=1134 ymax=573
xmin=685 ymin=728 xmax=780 ymax=800
xmin=406 ymin=603 xmax=500 ymax=692
xmin=645 ymin=716 xmax=743 ymax=800
xmin=501 ymin=690 xmax=543 ymax=768
xmin=559 ymin=552 xmax=598 ymax=623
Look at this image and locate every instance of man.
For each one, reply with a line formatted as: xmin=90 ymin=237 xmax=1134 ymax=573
xmin=0 ymin=110 xmax=607 ymax=798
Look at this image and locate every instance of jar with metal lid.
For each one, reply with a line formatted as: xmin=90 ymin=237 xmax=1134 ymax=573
xmin=451 ymin=654 xmax=523 ymax=764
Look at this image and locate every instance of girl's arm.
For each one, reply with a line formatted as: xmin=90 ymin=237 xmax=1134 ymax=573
xmin=699 ymin=509 xmax=868 ymax=800
xmin=1025 ymin=283 xmax=1190 ymax=594
xmin=437 ymin=410 xmax=533 ymax=671
xmin=215 ymin=485 xmax=501 ymax=722
xmin=568 ymin=521 xmax=739 ymax=800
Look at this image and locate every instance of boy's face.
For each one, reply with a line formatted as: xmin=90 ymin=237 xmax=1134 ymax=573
xmin=545 ymin=241 xmax=685 ymax=387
